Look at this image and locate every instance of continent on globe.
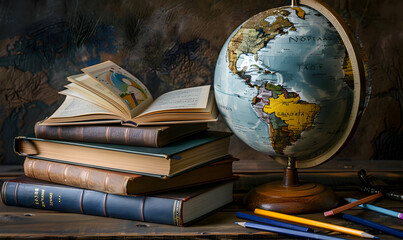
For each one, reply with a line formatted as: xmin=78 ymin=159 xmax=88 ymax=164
xmin=253 ymin=83 xmax=320 ymax=155
xmin=227 ymin=9 xmax=297 ymax=77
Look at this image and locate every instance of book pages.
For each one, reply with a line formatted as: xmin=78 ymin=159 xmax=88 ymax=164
xmin=82 ymin=61 xmax=153 ymax=118
xmin=71 ymin=74 xmax=121 ymax=105
xmin=60 ymin=86 xmax=123 ymax=117
xmin=49 ymin=96 xmax=114 ymax=118
xmin=68 ymin=74 xmax=129 ymax=117
xmin=137 ymin=85 xmax=211 ymax=117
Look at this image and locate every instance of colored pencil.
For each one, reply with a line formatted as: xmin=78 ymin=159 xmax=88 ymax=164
xmin=345 ymin=197 xmax=403 ymax=219
xmin=236 ymin=212 xmax=313 ymax=232
xmin=255 ymin=208 xmax=378 ymax=239
xmin=324 ymin=192 xmax=383 ymax=217
xmin=236 ymin=221 xmax=349 ymax=240
xmin=342 ymin=213 xmax=403 ymax=238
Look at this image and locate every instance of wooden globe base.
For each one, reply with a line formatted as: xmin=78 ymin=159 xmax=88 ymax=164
xmin=243 ymin=161 xmax=339 ymax=214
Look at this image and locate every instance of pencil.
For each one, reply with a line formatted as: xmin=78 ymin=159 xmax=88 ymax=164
xmin=236 ymin=212 xmax=313 ymax=232
xmin=345 ymin=197 xmax=403 ymax=219
xmin=324 ymin=192 xmax=383 ymax=217
xmin=254 ymin=208 xmax=378 ymax=239
xmin=236 ymin=221 xmax=349 ymax=240
xmin=342 ymin=213 xmax=403 ymax=238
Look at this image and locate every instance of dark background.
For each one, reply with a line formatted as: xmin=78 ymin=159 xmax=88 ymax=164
xmin=0 ymin=0 xmax=402 ymax=167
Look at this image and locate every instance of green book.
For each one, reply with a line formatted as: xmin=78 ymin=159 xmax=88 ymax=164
xmin=14 ymin=131 xmax=231 ymax=177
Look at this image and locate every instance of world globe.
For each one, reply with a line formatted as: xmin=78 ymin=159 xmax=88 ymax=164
xmin=214 ymin=1 xmax=365 ymax=168
xmin=214 ymin=0 xmax=366 ymax=213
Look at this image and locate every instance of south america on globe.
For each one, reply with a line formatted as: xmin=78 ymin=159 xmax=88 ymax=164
xmin=214 ymin=5 xmax=358 ymax=164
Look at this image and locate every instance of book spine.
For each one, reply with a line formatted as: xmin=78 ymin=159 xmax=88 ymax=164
xmin=34 ymin=123 xmax=159 ymax=147
xmin=1 ymin=181 xmax=183 ymax=226
xmin=24 ymin=158 xmax=131 ymax=195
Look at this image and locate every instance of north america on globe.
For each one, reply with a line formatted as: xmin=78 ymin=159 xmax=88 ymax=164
xmin=214 ymin=5 xmax=355 ymax=160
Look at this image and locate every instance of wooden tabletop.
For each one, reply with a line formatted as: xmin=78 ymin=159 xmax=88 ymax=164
xmin=0 ymin=193 xmax=402 ymax=239
xmin=1 ymin=170 xmax=402 ymax=239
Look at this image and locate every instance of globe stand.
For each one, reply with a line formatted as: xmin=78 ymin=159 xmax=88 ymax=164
xmin=243 ymin=157 xmax=339 ymax=214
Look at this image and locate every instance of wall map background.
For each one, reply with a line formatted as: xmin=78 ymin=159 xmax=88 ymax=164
xmin=0 ymin=0 xmax=402 ymax=165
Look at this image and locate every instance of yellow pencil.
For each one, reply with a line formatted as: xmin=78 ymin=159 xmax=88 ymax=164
xmin=254 ymin=208 xmax=378 ymax=239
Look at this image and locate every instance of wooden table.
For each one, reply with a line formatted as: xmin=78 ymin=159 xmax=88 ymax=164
xmin=1 ymin=164 xmax=403 ymax=239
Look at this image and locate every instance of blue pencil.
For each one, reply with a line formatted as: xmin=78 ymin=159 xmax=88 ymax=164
xmin=342 ymin=213 xmax=403 ymax=238
xmin=236 ymin=221 xmax=349 ymax=240
xmin=345 ymin=197 xmax=403 ymax=219
xmin=236 ymin=212 xmax=313 ymax=232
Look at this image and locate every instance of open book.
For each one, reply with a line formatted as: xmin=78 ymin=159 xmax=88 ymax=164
xmin=42 ymin=61 xmax=218 ymax=127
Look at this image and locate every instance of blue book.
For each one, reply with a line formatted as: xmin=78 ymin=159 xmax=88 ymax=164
xmin=14 ymin=131 xmax=231 ymax=177
xmin=1 ymin=177 xmax=233 ymax=226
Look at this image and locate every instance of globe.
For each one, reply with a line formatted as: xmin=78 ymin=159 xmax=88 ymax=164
xmin=214 ymin=0 xmax=366 ymax=213
xmin=214 ymin=2 xmax=365 ymax=168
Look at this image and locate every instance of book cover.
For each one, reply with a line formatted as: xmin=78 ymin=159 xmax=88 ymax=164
xmin=34 ymin=121 xmax=208 ymax=147
xmin=41 ymin=61 xmax=218 ymax=127
xmin=15 ymin=131 xmax=232 ymax=177
xmin=24 ymin=157 xmax=236 ymax=195
xmin=0 ymin=177 xmax=234 ymax=226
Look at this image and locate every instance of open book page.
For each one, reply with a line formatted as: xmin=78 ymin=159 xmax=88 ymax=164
xmin=68 ymin=74 xmax=129 ymax=117
xmin=47 ymin=96 xmax=116 ymax=118
xmin=60 ymin=86 xmax=123 ymax=117
xmin=81 ymin=61 xmax=153 ymax=118
xmin=137 ymin=85 xmax=211 ymax=117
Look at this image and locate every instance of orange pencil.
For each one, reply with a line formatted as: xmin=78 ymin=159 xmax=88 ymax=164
xmin=324 ymin=192 xmax=383 ymax=217
xmin=255 ymin=208 xmax=377 ymax=239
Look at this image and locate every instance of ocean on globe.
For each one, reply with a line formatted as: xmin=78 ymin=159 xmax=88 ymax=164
xmin=214 ymin=5 xmax=357 ymax=165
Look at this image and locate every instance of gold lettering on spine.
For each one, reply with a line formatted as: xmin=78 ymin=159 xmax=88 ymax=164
xmin=41 ymin=189 xmax=46 ymax=207
xmin=34 ymin=188 xmax=40 ymax=205
xmin=49 ymin=192 xmax=54 ymax=206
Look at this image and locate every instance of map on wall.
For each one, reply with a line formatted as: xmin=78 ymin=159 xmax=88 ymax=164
xmin=0 ymin=1 xmax=217 ymax=164
xmin=0 ymin=0 xmax=402 ymax=164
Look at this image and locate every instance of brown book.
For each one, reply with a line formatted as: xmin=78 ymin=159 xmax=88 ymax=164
xmin=34 ymin=121 xmax=207 ymax=147
xmin=23 ymin=157 xmax=236 ymax=195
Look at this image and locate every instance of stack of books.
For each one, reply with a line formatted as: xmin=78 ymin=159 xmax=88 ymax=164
xmin=1 ymin=61 xmax=235 ymax=226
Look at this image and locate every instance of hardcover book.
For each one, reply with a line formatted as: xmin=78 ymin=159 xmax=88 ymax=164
xmin=14 ymin=131 xmax=232 ymax=177
xmin=0 ymin=177 xmax=234 ymax=226
xmin=24 ymin=157 xmax=236 ymax=195
xmin=34 ymin=121 xmax=208 ymax=147
xmin=41 ymin=61 xmax=218 ymax=127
